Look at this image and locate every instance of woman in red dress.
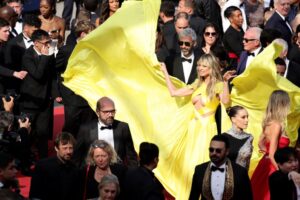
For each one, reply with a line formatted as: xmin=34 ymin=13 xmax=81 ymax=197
xmin=251 ymin=90 xmax=290 ymax=200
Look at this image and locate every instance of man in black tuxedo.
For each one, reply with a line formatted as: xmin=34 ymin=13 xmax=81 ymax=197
xmin=165 ymin=27 xmax=202 ymax=84
xmin=29 ymin=132 xmax=83 ymax=200
xmin=236 ymin=27 xmax=263 ymax=75
xmin=275 ymin=38 xmax=300 ymax=87
xmin=124 ymin=142 xmax=164 ymax=200
xmin=56 ymin=20 xmax=97 ymax=137
xmin=189 ymin=135 xmax=253 ymax=200
xmin=269 ymin=147 xmax=299 ymax=200
xmin=4 ymin=14 xmax=41 ymax=94
xmin=6 ymin=0 xmax=23 ymax=35
xmin=20 ymin=29 xmax=58 ymax=158
xmin=74 ymin=96 xmax=138 ymax=168
xmin=265 ymin=0 xmax=293 ymax=48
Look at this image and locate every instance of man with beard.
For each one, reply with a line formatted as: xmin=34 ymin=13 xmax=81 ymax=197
xmin=29 ymin=132 xmax=83 ymax=200
xmin=73 ymin=96 xmax=138 ymax=168
xmin=189 ymin=135 xmax=253 ymax=200
xmin=165 ymin=27 xmax=202 ymax=84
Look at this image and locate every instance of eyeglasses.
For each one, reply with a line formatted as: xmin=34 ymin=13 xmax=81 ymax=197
xmin=209 ymin=147 xmax=222 ymax=154
xmin=178 ymin=41 xmax=191 ymax=47
xmin=243 ymin=38 xmax=257 ymax=43
xmin=100 ymin=109 xmax=116 ymax=114
xmin=48 ymin=29 xmax=59 ymax=34
xmin=204 ymin=32 xmax=217 ymax=37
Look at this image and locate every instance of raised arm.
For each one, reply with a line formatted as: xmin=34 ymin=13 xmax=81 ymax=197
xmin=219 ymin=70 xmax=236 ymax=105
xmin=160 ymin=63 xmax=194 ymax=97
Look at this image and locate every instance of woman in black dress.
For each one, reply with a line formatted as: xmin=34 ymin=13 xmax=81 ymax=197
xmin=84 ymin=140 xmax=127 ymax=200
xmin=223 ymin=105 xmax=253 ymax=170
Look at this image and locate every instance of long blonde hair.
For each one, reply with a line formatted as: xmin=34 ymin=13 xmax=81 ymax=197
xmin=262 ymin=90 xmax=290 ymax=130
xmin=196 ymin=53 xmax=223 ymax=100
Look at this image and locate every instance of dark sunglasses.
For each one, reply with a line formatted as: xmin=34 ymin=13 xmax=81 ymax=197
xmin=204 ymin=32 xmax=217 ymax=37
xmin=92 ymin=143 xmax=108 ymax=149
xmin=178 ymin=41 xmax=191 ymax=47
xmin=209 ymin=147 xmax=222 ymax=153
xmin=243 ymin=38 xmax=257 ymax=43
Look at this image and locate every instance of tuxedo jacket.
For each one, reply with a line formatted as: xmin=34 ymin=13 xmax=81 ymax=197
xmin=236 ymin=48 xmax=264 ymax=75
xmin=20 ymin=46 xmax=57 ymax=110
xmin=4 ymin=33 xmax=27 ymax=92
xmin=29 ymin=156 xmax=83 ymax=200
xmin=269 ymin=170 xmax=297 ymax=200
xmin=189 ymin=161 xmax=253 ymax=200
xmin=265 ymin=11 xmax=293 ymax=47
xmin=55 ymin=42 xmax=90 ymax=107
xmin=73 ymin=119 xmax=138 ymax=168
xmin=286 ymin=60 xmax=300 ymax=88
xmin=165 ymin=51 xmax=202 ymax=84
xmin=123 ymin=166 xmax=164 ymax=200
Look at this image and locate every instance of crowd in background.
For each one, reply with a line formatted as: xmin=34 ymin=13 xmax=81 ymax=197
xmin=0 ymin=0 xmax=300 ymax=199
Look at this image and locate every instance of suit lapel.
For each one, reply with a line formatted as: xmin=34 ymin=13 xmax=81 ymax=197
xmin=112 ymin=121 xmax=120 ymax=153
xmin=172 ymin=56 xmax=185 ymax=82
xmin=17 ymin=34 xmax=26 ymax=49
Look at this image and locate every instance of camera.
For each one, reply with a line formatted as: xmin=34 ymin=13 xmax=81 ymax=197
xmin=16 ymin=113 xmax=32 ymax=123
xmin=0 ymin=90 xmax=19 ymax=102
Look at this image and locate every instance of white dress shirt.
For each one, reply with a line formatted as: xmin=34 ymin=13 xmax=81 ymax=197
xmin=23 ymin=33 xmax=33 ymax=49
xmin=181 ymin=53 xmax=194 ymax=84
xmin=97 ymin=121 xmax=114 ymax=148
xmin=245 ymin=47 xmax=262 ymax=68
xmin=211 ymin=162 xmax=226 ymax=200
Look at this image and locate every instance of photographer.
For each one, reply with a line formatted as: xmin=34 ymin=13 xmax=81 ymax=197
xmin=0 ymin=111 xmax=32 ymax=175
xmin=1 ymin=96 xmax=14 ymax=113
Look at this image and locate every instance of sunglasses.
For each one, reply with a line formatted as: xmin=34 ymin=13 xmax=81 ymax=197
xmin=178 ymin=41 xmax=191 ymax=47
xmin=204 ymin=32 xmax=217 ymax=37
xmin=209 ymin=147 xmax=222 ymax=154
xmin=243 ymin=38 xmax=257 ymax=43
xmin=92 ymin=143 xmax=108 ymax=149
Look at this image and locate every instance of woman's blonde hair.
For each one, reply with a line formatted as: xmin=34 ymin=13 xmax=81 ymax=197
xmin=262 ymin=90 xmax=290 ymax=129
xmin=196 ymin=53 xmax=223 ymax=100
xmin=86 ymin=140 xmax=118 ymax=165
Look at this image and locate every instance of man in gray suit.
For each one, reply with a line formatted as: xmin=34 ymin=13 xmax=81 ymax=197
xmin=73 ymin=96 xmax=138 ymax=168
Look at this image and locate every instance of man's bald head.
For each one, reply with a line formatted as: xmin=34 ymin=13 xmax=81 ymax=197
xmin=96 ymin=97 xmax=115 ymax=111
xmin=0 ymin=6 xmax=17 ymax=27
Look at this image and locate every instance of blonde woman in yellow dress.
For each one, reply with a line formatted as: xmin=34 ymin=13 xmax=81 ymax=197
xmin=160 ymin=53 xmax=236 ymax=197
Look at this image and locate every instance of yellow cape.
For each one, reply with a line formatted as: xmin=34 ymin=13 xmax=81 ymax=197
xmin=63 ymin=0 xmax=300 ymax=198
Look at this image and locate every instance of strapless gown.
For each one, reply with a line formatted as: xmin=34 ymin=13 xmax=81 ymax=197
xmin=251 ymin=136 xmax=290 ymax=200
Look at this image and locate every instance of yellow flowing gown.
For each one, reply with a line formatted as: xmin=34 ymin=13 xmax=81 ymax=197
xmin=63 ymin=0 xmax=300 ymax=198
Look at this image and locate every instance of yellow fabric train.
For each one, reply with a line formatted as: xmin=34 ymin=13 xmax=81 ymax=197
xmin=63 ymin=0 xmax=300 ymax=198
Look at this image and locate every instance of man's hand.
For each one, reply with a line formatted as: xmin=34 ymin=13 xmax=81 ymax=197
xmin=2 ymin=96 xmax=14 ymax=112
xmin=18 ymin=117 xmax=31 ymax=130
xmin=13 ymin=71 xmax=28 ymax=80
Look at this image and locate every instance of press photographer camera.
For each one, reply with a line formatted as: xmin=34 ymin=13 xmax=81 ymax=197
xmin=0 ymin=111 xmax=32 ymax=175
xmin=0 ymin=90 xmax=20 ymax=113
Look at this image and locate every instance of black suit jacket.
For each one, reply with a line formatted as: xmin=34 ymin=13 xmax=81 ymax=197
xmin=123 ymin=166 xmax=164 ymax=200
xmin=265 ymin=11 xmax=293 ymax=47
xmin=165 ymin=51 xmax=202 ymax=84
xmin=287 ymin=60 xmax=300 ymax=88
xmin=74 ymin=119 xmax=138 ymax=168
xmin=55 ymin=42 xmax=90 ymax=107
xmin=29 ymin=156 xmax=83 ymax=200
xmin=189 ymin=161 xmax=253 ymax=200
xmin=20 ymin=46 xmax=57 ymax=110
xmin=4 ymin=33 xmax=27 ymax=92
xmin=269 ymin=170 xmax=297 ymax=200
xmin=236 ymin=48 xmax=264 ymax=75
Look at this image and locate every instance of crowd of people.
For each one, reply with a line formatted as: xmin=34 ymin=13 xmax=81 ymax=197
xmin=0 ymin=0 xmax=300 ymax=199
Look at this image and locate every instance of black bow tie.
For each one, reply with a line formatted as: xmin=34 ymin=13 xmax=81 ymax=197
xmin=100 ymin=125 xmax=112 ymax=130
xmin=17 ymin=18 xmax=22 ymax=23
xmin=211 ymin=166 xmax=225 ymax=172
xmin=285 ymin=17 xmax=289 ymax=22
xmin=181 ymin=57 xmax=192 ymax=63
xmin=247 ymin=52 xmax=255 ymax=57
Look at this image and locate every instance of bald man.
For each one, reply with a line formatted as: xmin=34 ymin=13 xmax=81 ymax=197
xmin=0 ymin=6 xmax=18 ymax=38
xmin=73 ymin=97 xmax=138 ymax=168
